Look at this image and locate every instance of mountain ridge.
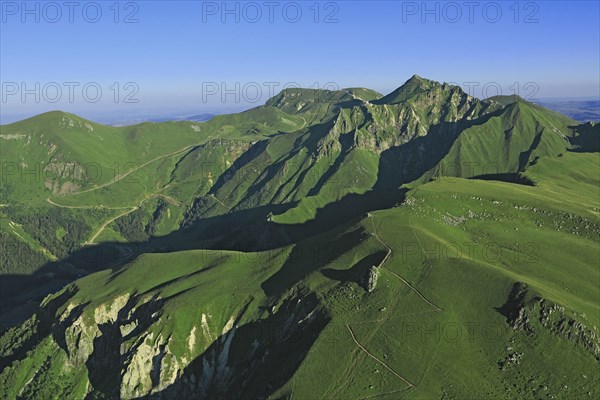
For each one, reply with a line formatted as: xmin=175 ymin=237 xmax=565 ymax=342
xmin=0 ymin=74 xmax=598 ymax=400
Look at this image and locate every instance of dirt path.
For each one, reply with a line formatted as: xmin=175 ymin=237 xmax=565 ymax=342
xmin=383 ymin=268 xmax=443 ymax=312
xmin=357 ymin=388 xmax=411 ymax=400
xmin=417 ymin=309 xmax=455 ymax=388
xmin=349 ymin=308 xmax=441 ymax=326
xmin=407 ymin=216 xmax=436 ymax=282
xmin=84 ymin=186 xmax=173 ymax=244
xmin=85 ymin=206 xmax=138 ymax=244
xmin=156 ymin=194 xmax=182 ymax=206
xmin=48 ymin=191 xmax=181 ymax=210
xmin=299 ymin=116 xmax=307 ymax=128
xmin=209 ymin=194 xmax=230 ymax=210
xmin=370 ymin=216 xmax=443 ymax=312
xmin=328 ymin=213 xmax=441 ymax=398
xmin=46 ymin=198 xmax=131 ymax=210
xmin=48 ymin=182 xmax=181 ymax=246
xmin=327 ymin=213 xmax=446 ymax=398
xmin=58 ymin=144 xmax=198 ymax=197
xmin=327 ymin=270 xmax=407 ymax=398
xmin=346 ymin=324 xmax=415 ymax=388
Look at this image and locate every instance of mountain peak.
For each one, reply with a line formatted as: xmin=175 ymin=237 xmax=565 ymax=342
xmin=264 ymin=87 xmax=353 ymax=112
xmin=407 ymin=73 xmax=425 ymax=82
xmin=402 ymin=74 xmax=436 ymax=90
xmin=486 ymin=94 xmax=527 ymax=106
xmin=373 ymin=74 xmax=442 ymax=105
xmin=5 ymin=110 xmax=100 ymax=129
xmin=33 ymin=110 xmax=82 ymax=120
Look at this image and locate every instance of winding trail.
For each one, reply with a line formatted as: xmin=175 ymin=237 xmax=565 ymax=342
xmin=299 ymin=116 xmax=307 ymax=128
xmin=46 ymin=198 xmax=131 ymax=210
xmin=329 ymin=213 xmax=445 ymax=398
xmin=84 ymin=188 xmax=174 ymax=245
xmin=369 ymin=213 xmax=451 ymax=393
xmin=407 ymin=215 xmax=436 ymax=282
xmin=157 ymin=194 xmax=182 ymax=206
xmin=370 ymin=216 xmax=443 ymax=312
xmin=46 ymin=140 xmax=193 ymax=243
xmin=417 ymin=309 xmax=455 ymax=387
xmin=47 ymin=181 xmax=183 ymax=246
xmin=209 ymin=194 xmax=231 ymax=210
xmin=85 ymin=206 xmax=139 ymax=245
xmin=57 ymin=143 xmax=199 ymax=197
xmin=383 ymin=268 xmax=443 ymax=312
xmin=346 ymin=324 xmax=415 ymax=388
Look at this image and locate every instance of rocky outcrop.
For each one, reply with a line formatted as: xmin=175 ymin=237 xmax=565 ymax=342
xmin=2 ymin=285 xmax=329 ymax=399
xmin=364 ymin=266 xmax=380 ymax=293
xmin=537 ymin=299 xmax=600 ymax=360
xmin=500 ymin=283 xmax=600 ymax=361
xmin=146 ymin=291 xmax=329 ymax=399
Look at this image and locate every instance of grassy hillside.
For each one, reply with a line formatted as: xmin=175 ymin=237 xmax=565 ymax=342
xmin=1 ymin=151 xmax=598 ymax=399
xmin=0 ymin=75 xmax=598 ymax=399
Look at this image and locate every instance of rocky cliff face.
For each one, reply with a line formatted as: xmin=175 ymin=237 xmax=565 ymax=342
xmin=500 ymin=283 xmax=600 ymax=361
xmin=1 ymin=284 xmax=327 ymax=399
xmin=1 ymin=77 xmax=595 ymax=399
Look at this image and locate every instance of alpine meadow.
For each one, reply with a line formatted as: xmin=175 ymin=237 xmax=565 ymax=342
xmin=0 ymin=1 xmax=599 ymax=399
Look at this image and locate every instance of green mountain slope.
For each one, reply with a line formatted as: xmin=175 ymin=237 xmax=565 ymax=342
xmin=0 ymin=75 xmax=598 ymax=399
xmin=423 ymin=100 xmax=576 ymax=184
xmin=1 ymin=152 xmax=598 ymax=399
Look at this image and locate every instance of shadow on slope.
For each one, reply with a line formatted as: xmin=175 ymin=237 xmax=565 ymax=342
xmin=468 ymin=173 xmax=534 ymax=186
xmin=261 ymin=227 xmax=366 ymax=297
xmin=322 ymin=251 xmax=388 ymax=288
xmin=568 ymin=122 xmax=600 ymax=153
xmin=0 ymin=185 xmax=405 ymax=331
xmin=139 ymin=291 xmax=329 ymax=399
xmin=375 ymin=108 xmax=504 ymax=189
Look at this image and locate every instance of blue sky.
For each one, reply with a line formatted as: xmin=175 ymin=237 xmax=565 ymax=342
xmin=1 ymin=0 xmax=599 ymax=120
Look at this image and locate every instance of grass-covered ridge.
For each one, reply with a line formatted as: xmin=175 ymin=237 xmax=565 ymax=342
xmin=0 ymin=75 xmax=598 ymax=399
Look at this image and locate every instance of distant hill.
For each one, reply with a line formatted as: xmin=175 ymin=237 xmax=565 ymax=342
xmin=147 ymin=112 xmax=215 ymax=123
